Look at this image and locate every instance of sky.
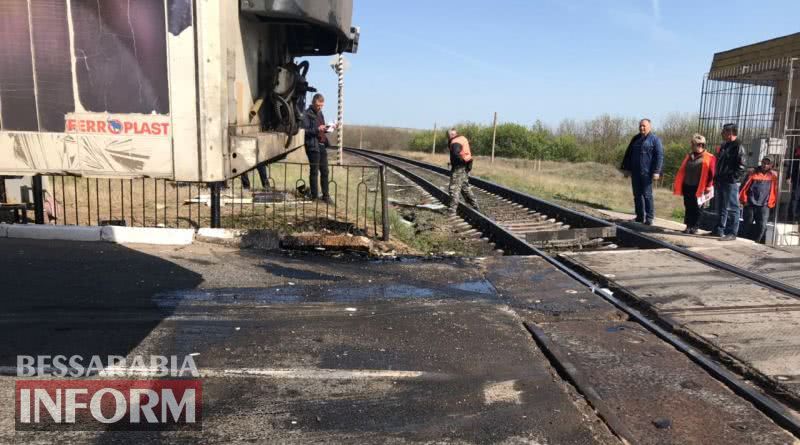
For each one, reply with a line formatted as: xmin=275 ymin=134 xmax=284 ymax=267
xmin=303 ymin=0 xmax=800 ymax=130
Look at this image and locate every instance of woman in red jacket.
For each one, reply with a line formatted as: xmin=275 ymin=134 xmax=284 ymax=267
xmin=673 ymin=134 xmax=717 ymax=234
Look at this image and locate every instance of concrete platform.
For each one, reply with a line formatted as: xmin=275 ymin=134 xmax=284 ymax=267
xmin=1 ymin=239 xmax=797 ymax=443
xmin=563 ymin=248 xmax=800 ymax=405
xmin=598 ymin=208 xmax=800 ymax=289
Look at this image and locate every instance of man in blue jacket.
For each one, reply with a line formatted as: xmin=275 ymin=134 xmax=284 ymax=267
xmin=621 ymin=119 xmax=664 ymax=225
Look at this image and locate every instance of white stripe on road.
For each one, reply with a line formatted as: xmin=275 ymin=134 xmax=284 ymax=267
xmin=0 ymin=366 xmax=449 ymax=380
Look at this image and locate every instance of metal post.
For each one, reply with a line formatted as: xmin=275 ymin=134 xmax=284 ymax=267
xmin=491 ymin=112 xmax=498 ymax=164
xmin=33 ymin=175 xmax=45 ymax=224
xmin=431 ymin=122 xmax=437 ymax=155
xmin=337 ymin=53 xmax=344 ymax=165
xmin=773 ymin=58 xmax=796 ymax=245
xmin=210 ymin=181 xmax=222 ymax=228
xmin=380 ymin=165 xmax=390 ymax=241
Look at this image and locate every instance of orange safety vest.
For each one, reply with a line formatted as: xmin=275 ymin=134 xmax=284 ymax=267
xmin=450 ymin=136 xmax=472 ymax=163
xmin=673 ymin=151 xmax=716 ymax=197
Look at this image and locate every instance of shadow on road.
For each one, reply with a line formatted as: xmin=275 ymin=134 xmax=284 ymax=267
xmin=0 ymin=238 xmax=203 ymax=369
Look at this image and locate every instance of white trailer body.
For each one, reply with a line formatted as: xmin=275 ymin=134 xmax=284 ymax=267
xmin=0 ymin=0 xmax=358 ymax=182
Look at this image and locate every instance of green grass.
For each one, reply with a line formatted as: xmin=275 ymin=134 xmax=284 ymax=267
xmin=391 ymin=151 xmax=686 ymax=222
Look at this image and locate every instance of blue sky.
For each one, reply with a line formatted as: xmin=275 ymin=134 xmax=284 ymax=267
xmin=304 ymin=1 xmax=800 ymax=129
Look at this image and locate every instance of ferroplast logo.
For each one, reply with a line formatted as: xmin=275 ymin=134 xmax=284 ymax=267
xmin=65 ymin=114 xmax=170 ymax=137
xmin=14 ymin=355 xmax=202 ymax=431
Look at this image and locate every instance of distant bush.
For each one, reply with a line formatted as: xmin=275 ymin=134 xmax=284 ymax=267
xmin=404 ymin=112 xmax=699 ymax=182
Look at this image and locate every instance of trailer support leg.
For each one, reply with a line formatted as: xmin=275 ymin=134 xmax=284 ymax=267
xmin=211 ymin=182 xmax=222 ymax=228
xmin=33 ymin=176 xmax=45 ymax=225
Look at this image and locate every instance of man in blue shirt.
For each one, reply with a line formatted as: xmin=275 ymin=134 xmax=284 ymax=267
xmin=621 ymin=119 xmax=665 ymax=225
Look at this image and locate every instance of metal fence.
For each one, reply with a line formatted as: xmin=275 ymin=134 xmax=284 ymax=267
xmin=12 ymin=160 xmax=389 ymax=240
xmin=699 ymin=57 xmax=800 ymax=244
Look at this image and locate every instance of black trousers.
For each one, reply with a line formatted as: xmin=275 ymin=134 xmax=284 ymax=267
xmin=305 ymin=145 xmax=329 ymax=199
xmin=240 ymin=164 xmax=268 ymax=189
xmin=790 ymin=186 xmax=800 ymax=221
xmin=742 ymin=205 xmax=770 ymax=243
xmin=682 ymin=184 xmax=700 ymax=228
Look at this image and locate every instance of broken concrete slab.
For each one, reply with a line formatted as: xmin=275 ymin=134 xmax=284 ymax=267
xmin=530 ymin=319 xmax=798 ymax=445
xmin=562 ymin=248 xmax=800 ymax=404
xmin=484 ymin=256 xmax=624 ymax=322
xmin=280 ymin=233 xmax=373 ymax=252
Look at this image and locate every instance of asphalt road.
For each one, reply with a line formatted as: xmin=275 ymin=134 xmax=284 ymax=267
xmin=0 ymin=238 xmax=796 ymax=444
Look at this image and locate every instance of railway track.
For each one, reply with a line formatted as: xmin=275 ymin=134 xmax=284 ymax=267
xmin=345 ymin=147 xmax=800 ymax=438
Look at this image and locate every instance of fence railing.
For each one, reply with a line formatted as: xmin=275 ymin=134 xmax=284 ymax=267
xmin=6 ymin=160 xmax=389 ymax=241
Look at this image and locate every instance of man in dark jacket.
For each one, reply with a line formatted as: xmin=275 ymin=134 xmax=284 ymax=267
xmin=739 ymin=157 xmax=778 ymax=243
xmin=714 ymin=123 xmax=747 ymax=241
xmin=787 ymin=146 xmax=800 ymax=223
xmin=301 ymin=94 xmax=333 ymax=204
xmin=620 ymin=119 xmax=664 ymax=225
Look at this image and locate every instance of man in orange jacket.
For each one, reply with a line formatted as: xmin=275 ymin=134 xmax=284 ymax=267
xmin=739 ymin=157 xmax=778 ymax=243
xmin=447 ymin=128 xmax=480 ymax=216
xmin=673 ymin=134 xmax=716 ymax=234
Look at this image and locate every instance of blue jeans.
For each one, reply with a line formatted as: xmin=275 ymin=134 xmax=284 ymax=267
xmin=715 ymin=182 xmax=741 ymax=236
xmin=631 ymin=175 xmax=654 ymax=222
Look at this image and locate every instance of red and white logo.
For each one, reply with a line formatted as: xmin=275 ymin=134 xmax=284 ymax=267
xmin=15 ymin=355 xmax=201 ymax=431
xmin=65 ymin=114 xmax=170 ymax=137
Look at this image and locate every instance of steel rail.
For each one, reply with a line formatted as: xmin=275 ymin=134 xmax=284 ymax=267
xmin=346 ymin=147 xmax=800 ymax=437
xmin=347 ymin=147 xmax=800 ymax=300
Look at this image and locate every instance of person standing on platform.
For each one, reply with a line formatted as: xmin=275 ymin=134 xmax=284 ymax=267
xmin=739 ymin=157 xmax=778 ymax=243
xmin=673 ymin=134 xmax=716 ymax=234
xmin=713 ymin=123 xmax=747 ymax=241
xmin=621 ymin=118 xmax=664 ymax=225
xmin=786 ymin=146 xmax=800 ymax=224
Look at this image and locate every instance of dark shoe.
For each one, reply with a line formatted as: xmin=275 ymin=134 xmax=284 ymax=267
xmin=719 ymin=234 xmax=737 ymax=241
xmin=682 ymin=227 xmax=692 ymax=234
xmin=634 ymin=218 xmax=644 ymax=223
xmin=688 ymin=227 xmax=698 ymax=235
xmin=321 ymin=196 xmax=335 ymax=206
xmin=644 ymin=220 xmax=654 ymax=226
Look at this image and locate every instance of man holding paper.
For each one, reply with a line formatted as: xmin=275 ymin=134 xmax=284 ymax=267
xmin=673 ymin=134 xmax=716 ymax=234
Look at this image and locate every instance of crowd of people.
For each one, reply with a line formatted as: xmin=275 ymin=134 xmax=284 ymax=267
xmin=445 ymin=119 xmax=799 ymax=245
xmin=243 ymin=94 xmax=799 ymax=245
xmin=619 ymin=119 xmax=798 ymax=243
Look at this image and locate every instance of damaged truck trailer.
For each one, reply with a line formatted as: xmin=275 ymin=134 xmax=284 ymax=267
xmin=0 ymin=0 xmax=359 ymax=182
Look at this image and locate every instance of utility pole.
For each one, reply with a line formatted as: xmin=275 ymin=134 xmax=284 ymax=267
xmin=491 ymin=112 xmax=498 ymax=164
xmin=431 ymin=122 xmax=437 ymax=155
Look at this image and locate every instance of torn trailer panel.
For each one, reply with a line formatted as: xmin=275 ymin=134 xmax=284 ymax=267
xmin=0 ymin=0 xmax=358 ymax=182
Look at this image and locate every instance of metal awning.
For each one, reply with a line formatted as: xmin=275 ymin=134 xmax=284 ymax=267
xmin=709 ymin=33 xmax=800 ymax=82
xmin=241 ymin=0 xmax=359 ymax=55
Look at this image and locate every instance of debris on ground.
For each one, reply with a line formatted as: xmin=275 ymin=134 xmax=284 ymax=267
xmin=281 ymin=233 xmax=373 ymax=252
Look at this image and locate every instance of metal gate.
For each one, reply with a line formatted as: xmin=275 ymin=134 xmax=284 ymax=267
xmin=699 ymin=57 xmax=800 ymax=245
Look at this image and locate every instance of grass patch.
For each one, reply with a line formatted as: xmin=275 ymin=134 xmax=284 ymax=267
xmin=389 ymin=151 xmax=684 ymax=221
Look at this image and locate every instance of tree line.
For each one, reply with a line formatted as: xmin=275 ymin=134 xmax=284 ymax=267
xmin=406 ymin=113 xmax=700 ymax=183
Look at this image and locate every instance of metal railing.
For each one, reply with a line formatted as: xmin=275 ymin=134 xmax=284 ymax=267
xmin=12 ymin=160 xmax=389 ymax=241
